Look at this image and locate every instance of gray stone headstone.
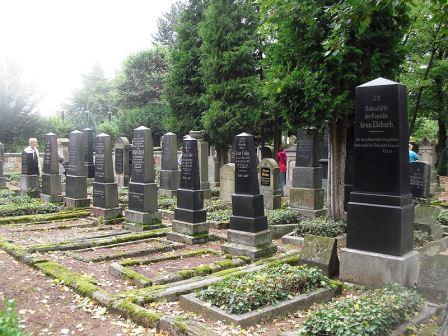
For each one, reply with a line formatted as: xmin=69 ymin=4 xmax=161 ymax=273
xmin=189 ymin=130 xmax=211 ymax=198
xmin=167 ymin=135 xmax=209 ymax=245
xmin=299 ymin=234 xmax=339 ymax=277
xmin=41 ymin=133 xmax=62 ymax=202
xmin=222 ymin=133 xmax=277 ymax=259
xmin=290 ymin=128 xmax=325 ymax=217
xmin=417 ymin=253 xmax=448 ymax=304
xmin=284 ymin=144 xmax=296 ymax=197
xmin=410 ymin=161 xmax=431 ymax=199
xmin=159 ymin=132 xmax=180 ymax=197
xmin=57 ymin=138 xmax=69 ymax=188
xmin=82 ymin=128 xmax=95 ymax=178
xmin=125 ymin=126 xmax=160 ymax=231
xmin=0 ymin=143 xmax=5 ymax=187
xmin=320 ymin=128 xmax=329 ymax=199
xmin=20 ymin=144 xmax=40 ymax=198
xmin=220 ymin=163 xmax=235 ymax=204
xmin=414 ymin=204 xmax=443 ymax=240
xmin=258 ymin=158 xmax=281 ymax=210
xmin=64 ymin=130 xmax=90 ymax=208
xmin=91 ymin=133 xmax=122 ymax=222
xmin=418 ymin=137 xmax=439 ymax=195
xmin=114 ymin=137 xmax=130 ymax=187
xmin=208 ymin=155 xmax=220 ymax=188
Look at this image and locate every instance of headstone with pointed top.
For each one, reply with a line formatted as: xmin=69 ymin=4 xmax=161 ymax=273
xmin=82 ymin=128 xmax=95 ymax=178
xmin=41 ymin=133 xmax=62 ymax=202
xmin=290 ymin=128 xmax=326 ymax=217
xmin=20 ymin=141 xmax=40 ymax=198
xmin=64 ymin=130 xmax=91 ymax=208
xmin=159 ymin=132 xmax=180 ymax=197
xmin=114 ymin=137 xmax=130 ymax=187
xmin=167 ymin=135 xmax=209 ymax=244
xmin=91 ymin=133 xmax=122 ymax=222
xmin=222 ymin=133 xmax=277 ymax=259
xmin=0 ymin=143 xmax=5 ymax=187
xmin=124 ymin=126 xmax=161 ymax=231
xmin=189 ymin=130 xmax=211 ymax=198
xmin=340 ymin=77 xmax=418 ymax=288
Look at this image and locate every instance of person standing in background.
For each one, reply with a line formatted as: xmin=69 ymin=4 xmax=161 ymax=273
xmin=277 ymin=146 xmax=287 ymax=196
xmin=25 ymin=138 xmax=40 ymax=175
xmin=409 ymin=143 xmax=419 ymax=163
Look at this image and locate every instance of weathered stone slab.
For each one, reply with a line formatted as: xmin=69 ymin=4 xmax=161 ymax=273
xmin=417 ymin=252 xmax=448 ymax=304
xmin=220 ymin=163 xmax=235 ymax=204
xmin=410 ymin=161 xmax=431 ymax=199
xmin=414 ymin=205 xmax=443 ymax=240
xmin=298 ymin=234 xmax=339 ymax=277
xmin=114 ymin=137 xmax=130 ymax=187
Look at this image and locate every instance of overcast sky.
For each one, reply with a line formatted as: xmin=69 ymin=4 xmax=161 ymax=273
xmin=0 ymin=0 xmax=174 ymax=115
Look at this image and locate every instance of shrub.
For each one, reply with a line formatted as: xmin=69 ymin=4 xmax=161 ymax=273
xmin=210 ymin=186 xmax=220 ymax=198
xmin=298 ymin=284 xmax=423 ymax=336
xmin=266 ymin=209 xmax=302 ymax=225
xmin=118 ymin=187 xmax=129 ymax=204
xmin=438 ymin=210 xmax=448 ymax=225
xmin=207 ymin=208 xmax=232 ymax=223
xmin=292 ymin=217 xmax=346 ymax=238
xmin=0 ymin=201 xmax=61 ymax=217
xmin=205 ymin=198 xmax=229 ymax=211
xmin=197 ymin=264 xmax=329 ymax=314
xmin=158 ymin=197 xmax=177 ymax=211
xmin=0 ymin=299 xmax=28 ymax=336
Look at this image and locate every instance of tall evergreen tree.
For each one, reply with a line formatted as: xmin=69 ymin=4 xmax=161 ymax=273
xmin=199 ymin=0 xmax=262 ymax=161
xmin=165 ymin=0 xmax=208 ymax=137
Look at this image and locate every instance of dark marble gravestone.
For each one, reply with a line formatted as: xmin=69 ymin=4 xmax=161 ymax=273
xmin=159 ymin=132 xmax=180 ymax=197
xmin=91 ymin=133 xmax=122 ymax=222
xmin=189 ymin=130 xmax=211 ymax=198
xmin=114 ymin=137 xmax=130 ymax=187
xmin=20 ymin=146 xmax=40 ymax=198
xmin=410 ymin=161 xmax=431 ymax=200
xmin=340 ymin=78 xmax=419 ymax=288
xmin=63 ymin=130 xmax=91 ymax=208
xmin=124 ymin=126 xmax=161 ymax=231
xmin=222 ymin=133 xmax=277 ymax=259
xmin=82 ymin=128 xmax=95 ymax=178
xmin=0 ymin=143 xmax=5 ymax=187
xmin=290 ymin=128 xmax=326 ymax=217
xmin=319 ymin=128 xmax=329 ymax=199
xmin=41 ymin=133 xmax=62 ymax=202
xmin=167 ymin=135 xmax=209 ymax=244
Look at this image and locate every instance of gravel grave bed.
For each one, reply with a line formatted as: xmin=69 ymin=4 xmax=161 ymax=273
xmin=72 ymin=238 xmax=171 ymax=260
xmin=3 ymin=218 xmax=95 ymax=232
xmin=131 ymin=252 xmax=225 ymax=279
xmin=0 ymin=250 xmax=155 ymax=335
xmin=44 ymin=251 xmax=137 ymax=293
xmin=0 ymin=224 xmax=127 ymax=246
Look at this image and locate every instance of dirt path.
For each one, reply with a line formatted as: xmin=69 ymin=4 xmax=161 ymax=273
xmin=0 ymin=250 xmax=157 ymax=336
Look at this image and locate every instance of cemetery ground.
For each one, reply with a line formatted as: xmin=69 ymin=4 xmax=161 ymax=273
xmin=0 ymin=181 xmax=447 ymax=335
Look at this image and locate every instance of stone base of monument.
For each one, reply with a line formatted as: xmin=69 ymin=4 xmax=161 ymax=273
xmin=125 ymin=209 xmax=161 ymax=225
xmin=91 ymin=206 xmax=123 ymax=223
xmin=263 ymin=193 xmax=281 ymax=210
xmin=340 ymin=248 xmax=419 ymax=287
xmin=20 ymin=175 xmax=40 ymax=198
xmin=123 ymin=222 xmax=163 ymax=232
xmin=167 ymin=220 xmax=209 ymax=244
xmin=86 ymin=164 xmax=95 ymax=179
xmin=40 ymin=194 xmax=63 ymax=203
xmin=0 ymin=177 xmax=6 ymax=187
xmin=158 ymin=189 xmax=177 ymax=197
xmin=116 ymin=174 xmax=130 ymax=187
xmin=64 ymin=197 xmax=91 ymax=209
xmin=201 ymin=182 xmax=211 ymax=199
xmin=289 ymin=187 xmax=325 ymax=217
xmin=269 ymin=224 xmax=297 ymax=239
xmin=222 ymin=229 xmax=277 ymax=259
xmin=210 ymin=182 xmax=220 ymax=188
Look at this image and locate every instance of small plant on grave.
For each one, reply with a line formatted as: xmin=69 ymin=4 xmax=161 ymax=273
xmin=291 ymin=217 xmax=346 ymax=238
xmin=97 ymin=216 xmax=105 ymax=225
xmin=210 ymin=186 xmax=220 ymax=198
xmin=206 ymin=208 xmax=232 ymax=223
xmin=414 ymin=230 xmax=433 ymax=248
xmin=0 ymin=299 xmax=28 ymax=336
xmin=438 ymin=210 xmax=448 ymax=225
xmin=297 ymin=284 xmax=424 ymax=336
xmin=197 ymin=264 xmax=329 ymax=314
xmin=158 ymin=197 xmax=177 ymax=211
xmin=0 ymin=200 xmax=61 ymax=217
xmin=118 ymin=187 xmax=129 ymax=204
xmin=5 ymin=173 xmax=20 ymax=183
xmin=205 ymin=198 xmax=229 ymax=211
xmin=281 ymin=199 xmax=290 ymax=209
xmin=266 ymin=209 xmax=302 ymax=225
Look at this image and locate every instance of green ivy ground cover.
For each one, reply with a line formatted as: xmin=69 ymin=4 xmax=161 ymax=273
xmin=297 ymin=284 xmax=423 ymax=336
xmin=291 ymin=217 xmax=346 ymax=238
xmin=197 ymin=264 xmax=329 ymax=314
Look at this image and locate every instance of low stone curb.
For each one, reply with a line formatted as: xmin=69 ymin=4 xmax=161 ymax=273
xmin=390 ymin=302 xmax=442 ymax=335
xmin=208 ymin=220 xmax=229 ymax=229
xmin=157 ymin=316 xmax=215 ymax=336
xmin=180 ymin=287 xmax=337 ymax=328
xmin=270 ymin=223 xmax=297 ymax=239
xmin=281 ymin=232 xmax=346 ymax=249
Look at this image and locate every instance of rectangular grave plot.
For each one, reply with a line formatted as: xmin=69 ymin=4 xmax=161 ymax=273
xmin=5 ymin=218 xmax=95 ymax=233
xmin=180 ymin=287 xmax=336 ymax=328
xmin=68 ymin=238 xmax=180 ymax=262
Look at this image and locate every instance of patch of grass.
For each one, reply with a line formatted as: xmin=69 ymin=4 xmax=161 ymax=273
xmin=0 ymin=299 xmax=29 ymax=336
xmin=0 ymin=209 xmax=90 ymax=225
xmin=114 ymin=300 xmax=162 ymax=326
xmin=291 ymin=217 xmax=346 ymax=238
xmin=121 ymin=268 xmax=152 ymax=284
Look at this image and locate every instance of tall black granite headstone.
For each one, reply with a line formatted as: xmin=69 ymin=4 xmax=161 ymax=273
xmin=222 ymin=133 xmax=277 ymax=258
xmin=64 ymin=130 xmax=91 ymax=208
xmin=167 ymin=135 xmax=209 ymax=244
xmin=20 ymin=144 xmax=40 ymax=198
xmin=124 ymin=126 xmax=161 ymax=231
xmin=0 ymin=143 xmax=5 ymax=187
xmin=82 ymin=128 xmax=95 ymax=178
xmin=114 ymin=137 xmax=130 ymax=187
xmin=159 ymin=132 xmax=180 ymax=197
xmin=91 ymin=133 xmax=122 ymax=222
xmin=41 ymin=132 xmax=62 ymax=202
xmin=410 ymin=161 xmax=431 ymax=200
xmin=340 ymin=78 xmax=418 ymax=288
xmin=289 ymin=128 xmax=326 ymax=217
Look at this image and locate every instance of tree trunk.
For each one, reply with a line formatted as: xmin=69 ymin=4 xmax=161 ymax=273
xmin=328 ymin=117 xmax=348 ymax=219
xmin=272 ymin=117 xmax=282 ymax=158
xmin=216 ymin=144 xmax=229 ymax=167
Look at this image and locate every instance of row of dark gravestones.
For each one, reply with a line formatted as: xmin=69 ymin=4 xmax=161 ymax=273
xmin=5 ymin=77 xmax=431 ymax=287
